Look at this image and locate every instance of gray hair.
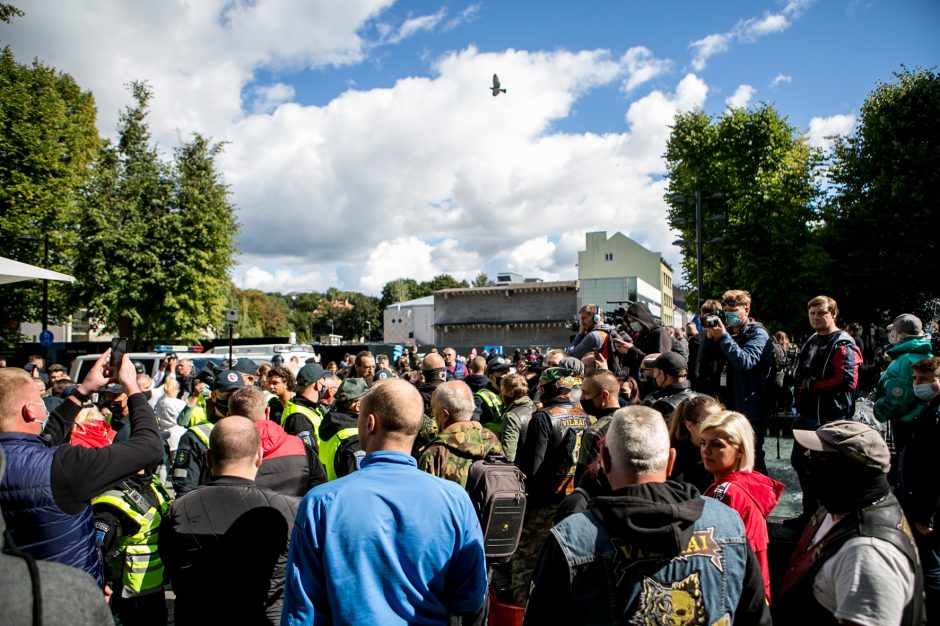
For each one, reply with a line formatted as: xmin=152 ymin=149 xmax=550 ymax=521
xmin=605 ymin=406 xmax=670 ymax=475
xmin=431 ymin=380 xmax=475 ymax=422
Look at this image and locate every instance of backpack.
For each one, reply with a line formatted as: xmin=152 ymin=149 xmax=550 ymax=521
xmin=465 ymin=454 xmax=527 ymax=563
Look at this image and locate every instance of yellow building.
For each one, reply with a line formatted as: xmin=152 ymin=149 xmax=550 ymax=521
xmin=577 ymin=231 xmax=674 ymax=325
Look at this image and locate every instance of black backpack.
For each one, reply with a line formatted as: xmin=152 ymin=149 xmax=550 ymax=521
xmin=465 ymin=455 xmax=527 ymax=563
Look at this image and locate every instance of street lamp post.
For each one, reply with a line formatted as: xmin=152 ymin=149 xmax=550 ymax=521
xmin=670 ymin=191 xmax=725 ymax=311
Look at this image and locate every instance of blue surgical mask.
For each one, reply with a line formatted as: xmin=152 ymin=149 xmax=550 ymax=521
xmin=725 ymin=312 xmax=741 ymax=327
xmin=914 ymin=383 xmax=939 ymax=401
xmin=630 ymin=321 xmax=643 ymax=333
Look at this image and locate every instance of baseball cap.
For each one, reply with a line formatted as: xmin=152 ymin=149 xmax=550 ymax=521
xmin=793 ymin=420 xmax=890 ymax=473
xmin=888 ymin=314 xmax=923 ymax=336
xmin=231 ymin=358 xmax=259 ymax=376
xmin=296 ymin=363 xmax=330 ymax=387
xmin=336 ymin=377 xmax=369 ymax=402
xmin=486 ymin=356 xmax=512 ymax=376
xmin=213 ymin=369 xmax=245 ymax=391
xmin=653 ymin=352 xmax=688 ymax=377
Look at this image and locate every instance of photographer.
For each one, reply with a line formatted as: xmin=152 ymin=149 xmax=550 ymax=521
xmin=567 ymin=304 xmax=618 ymax=359
xmin=701 ymin=290 xmax=775 ymax=473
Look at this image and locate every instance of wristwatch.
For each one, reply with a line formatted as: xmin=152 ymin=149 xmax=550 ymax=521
xmin=70 ymin=388 xmax=91 ymax=404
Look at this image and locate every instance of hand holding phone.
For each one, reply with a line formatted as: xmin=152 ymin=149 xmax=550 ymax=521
xmin=110 ymin=337 xmax=127 ymax=380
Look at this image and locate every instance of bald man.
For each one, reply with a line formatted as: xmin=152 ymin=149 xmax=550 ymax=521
xmin=283 ymin=379 xmax=487 ymax=625
xmin=413 ymin=352 xmax=449 ymax=454
xmin=418 ymin=380 xmax=503 ymax=487
xmin=159 ymin=416 xmax=299 ymax=625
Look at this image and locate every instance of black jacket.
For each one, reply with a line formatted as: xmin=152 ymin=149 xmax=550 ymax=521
xmin=516 ymin=398 xmax=590 ymax=503
xmin=625 ymin=301 xmax=673 ymax=357
xmin=159 ymin=476 xmax=299 ymax=626
xmin=646 ymin=381 xmax=703 ymax=419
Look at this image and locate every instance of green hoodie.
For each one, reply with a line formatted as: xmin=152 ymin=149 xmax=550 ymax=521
xmin=874 ymin=336 xmax=934 ymax=423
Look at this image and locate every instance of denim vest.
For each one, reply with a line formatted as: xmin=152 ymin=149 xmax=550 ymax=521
xmin=550 ymin=496 xmax=749 ymax=625
xmin=0 ymin=434 xmax=102 ymax=586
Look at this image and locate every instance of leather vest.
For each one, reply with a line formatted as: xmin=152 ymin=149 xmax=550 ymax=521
xmin=551 ymin=496 xmax=750 ymax=624
xmin=776 ymin=494 xmax=925 ymax=626
xmin=531 ymin=403 xmax=590 ymax=498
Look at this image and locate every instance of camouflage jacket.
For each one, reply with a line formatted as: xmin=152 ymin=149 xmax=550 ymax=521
xmin=417 ymin=421 xmax=503 ymax=488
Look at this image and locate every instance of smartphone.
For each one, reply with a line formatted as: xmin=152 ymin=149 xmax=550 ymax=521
xmin=110 ymin=337 xmax=128 ymax=375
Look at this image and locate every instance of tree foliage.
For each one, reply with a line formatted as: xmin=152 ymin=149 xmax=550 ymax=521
xmin=378 ymin=274 xmax=468 ymax=309
xmin=0 ymin=48 xmax=100 ymax=344
xmin=821 ymin=67 xmax=940 ymax=325
xmin=665 ymin=104 xmax=822 ymax=333
xmin=72 ymin=82 xmax=238 ymax=348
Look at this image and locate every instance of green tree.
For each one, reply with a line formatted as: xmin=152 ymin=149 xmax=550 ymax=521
xmin=423 ymin=273 xmax=469 ymax=293
xmin=73 ymin=82 xmax=238 ymax=347
xmin=665 ymin=104 xmax=822 ymax=332
xmin=227 ymin=287 xmax=290 ymax=338
xmin=379 ymin=278 xmax=420 ymax=308
xmin=0 ymin=48 xmax=100 ymax=344
xmin=821 ymin=67 xmax=940 ymax=326
xmin=473 ymin=272 xmax=489 ymax=287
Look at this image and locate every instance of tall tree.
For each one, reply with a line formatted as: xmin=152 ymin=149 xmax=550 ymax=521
xmin=664 ymin=104 xmax=822 ymax=332
xmin=0 ymin=48 xmax=100 ymax=344
xmin=821 ymin=67 xmax=940 ymax=325
xmin=73 ymin=82 xmax=237 ymax=347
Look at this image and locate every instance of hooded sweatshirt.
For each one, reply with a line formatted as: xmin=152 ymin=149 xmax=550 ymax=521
xmin=70 ymin=420 xmax=117 ymax=449
xmin=524 ymin=480 xmax=771 ymax=625
xmin=625 ymin=301 xmax=673 ymax=356
xmin=254 ymin=420 xmax=326 ymax=497
xmin=705 ymin=470 xmax=784 ymax=603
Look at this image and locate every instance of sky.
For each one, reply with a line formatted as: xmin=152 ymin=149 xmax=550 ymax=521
xmin=3 ymin=0 xmax=938 ymax=296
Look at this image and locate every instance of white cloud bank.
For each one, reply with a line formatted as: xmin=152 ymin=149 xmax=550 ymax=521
xmin=808 ymin=113 xmax=856 ymax=149
xmin=726 ymin=84 xmax=756 ymax=109
xmin=5 ymin=1 xmax=710 ymax=296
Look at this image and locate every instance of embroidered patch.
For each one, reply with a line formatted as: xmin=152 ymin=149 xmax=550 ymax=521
xmin=613 ymin=527 xmax=723 ymax=573
xmin=354 ymin=450 xmax=366 ymax=469
xmin=174 ymin=449 xmax=190 ymax=467
xmin=629 ymin=572 xmax=705 ymax=626
xmin=94 ymin=521 xmax=110 ymax=545
xmin=299 ymin=431 xmax=313 ymax=448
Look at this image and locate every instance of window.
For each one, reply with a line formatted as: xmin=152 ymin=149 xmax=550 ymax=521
xmin=604 ymin=253 xmax=613 ymax=261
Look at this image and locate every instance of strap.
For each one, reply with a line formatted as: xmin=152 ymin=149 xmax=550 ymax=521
xmin=711 ymin=482 xmax=732 ymax=502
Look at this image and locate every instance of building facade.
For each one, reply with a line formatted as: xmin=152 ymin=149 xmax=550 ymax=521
xmin=383 ymin=295 xmax=434 ymax=346
xmin=577 ymin=231 xmax=674 ymax=324
xmin=433 ymin=281 xmax=578 ymax=348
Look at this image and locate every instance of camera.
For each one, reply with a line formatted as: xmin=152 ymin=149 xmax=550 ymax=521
xmin=703 ymin=311 xmax=726 ymax=328
xmin=193 ymin=361 xmax=222 ymax=390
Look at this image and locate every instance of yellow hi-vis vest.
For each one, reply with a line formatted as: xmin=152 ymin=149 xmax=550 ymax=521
xmin=92 ymin=477 xmax=171 ymax=597
xmin=475 ymin=388 xmax=504 ymax=436
xmin=188 ymin=422 xmax=214 ymax=448
xmin=189 ymin=394 xmax=209 ymax=426
xmin=281 ymin=401 xmax=325 ymax=438
xmin=318 ymin=428 xmax=357 ymax=481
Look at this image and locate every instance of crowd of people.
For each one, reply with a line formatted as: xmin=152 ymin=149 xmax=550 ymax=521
xmin=1 ymin=290 xmax=938 ymax=625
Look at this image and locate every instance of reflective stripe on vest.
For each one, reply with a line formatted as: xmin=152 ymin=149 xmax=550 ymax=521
xmin=475 ymin=389 xmax=504 ymax=435
xmin=91 ymin=477 xmax=170 ymax=596
xmin=318 ymin=428 xmax=357 ymax=481
xmin=281 ymin=401 xmax=324 ymax=437
xmin=188 ymin=422 xmax=214 ymax=448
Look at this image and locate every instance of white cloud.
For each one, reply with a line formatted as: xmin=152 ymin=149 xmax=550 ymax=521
xmin=726 ymin=84 xmax=755 ymax=109
xmin=444 ymin=3 xmax=482 ymax=31
xmin=6 ymin=5 xmax=714 ymax=296
xmin=770 ymin=73 xmax=792 ymax=88
xmin=250 ymin=83 xmax=296 ymax=114
xmin=808 ymin=113 xmax=856 ymax=149
xmin=621 ymin=46 xmax=672 ymax=91
xmin=383 ymin=7 xmax=446 ymax=44
xmin=689 ymin=3 xmax=812 ymax=70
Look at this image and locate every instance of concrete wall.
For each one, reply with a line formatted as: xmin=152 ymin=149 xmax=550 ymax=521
xmin=383 ymin=304 xmax=434 ymax=346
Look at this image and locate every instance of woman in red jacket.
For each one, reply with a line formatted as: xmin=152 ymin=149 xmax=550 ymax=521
xmin=700 ymin=410 xmax=783 ymax=604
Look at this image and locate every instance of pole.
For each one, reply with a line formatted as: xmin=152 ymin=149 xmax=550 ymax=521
xmin=42 ymin=233 xmax=49 ymax=361
xmin=695 ymin=188 xmax=703 ymax=311
xmin=228 ymin=324 xmax=233 ymax=366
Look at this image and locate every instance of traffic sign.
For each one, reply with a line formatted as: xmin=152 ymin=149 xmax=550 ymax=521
xmin=39 ymin=330 xmax=54 ymax=346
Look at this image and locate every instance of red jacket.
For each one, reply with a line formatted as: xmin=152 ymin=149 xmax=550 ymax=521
xmin=254 ymin=419 xmax=326 ymax=497
xmin=705 ymin=470 xmax=783 ymax=604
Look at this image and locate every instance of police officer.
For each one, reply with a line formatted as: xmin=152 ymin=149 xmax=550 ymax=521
xmin=171 ymin=369 xmax=243 ymax=496
xmin=281 ymin=363 xmax=338 ymax=450
xmin=92 ymin=468 xmax=171 ymax=625
xmin=474 ymin=356 xmax=510 ymax=435
xmin=317 ymin=377 xmax=368 ymax=480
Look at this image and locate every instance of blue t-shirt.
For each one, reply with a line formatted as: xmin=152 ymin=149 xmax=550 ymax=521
xmin=282 ymin=450 xmax=487 ymax=625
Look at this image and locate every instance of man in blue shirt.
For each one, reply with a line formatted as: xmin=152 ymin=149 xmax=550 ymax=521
xmin=282 ymin=378 xmax=487 ymax=625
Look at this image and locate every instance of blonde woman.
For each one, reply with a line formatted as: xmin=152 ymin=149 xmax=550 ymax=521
xmin=700 ymin=410 xmax=783 ymax=603
xmin=70 ymin=405 xmax=115 ymax=449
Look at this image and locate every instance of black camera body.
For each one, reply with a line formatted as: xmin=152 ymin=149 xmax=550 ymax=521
xmin=703 ymin=311 xmax=726 ymax=328
xmin=194 ymin=361 xmax=222 ymax=389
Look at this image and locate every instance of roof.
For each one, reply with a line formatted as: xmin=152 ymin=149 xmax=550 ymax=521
xmin=386 ymin=295 xmax=435 ymax=309
xmin=435 ymin=280 xmax=578 ymax=297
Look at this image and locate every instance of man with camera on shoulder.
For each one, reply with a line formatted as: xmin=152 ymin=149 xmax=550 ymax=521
xmin=701 ymin=290 xmax=775 ymax=473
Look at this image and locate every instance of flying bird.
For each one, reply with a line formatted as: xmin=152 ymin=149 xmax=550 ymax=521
xmin=490 ymin=74 xmax=507 ymax=97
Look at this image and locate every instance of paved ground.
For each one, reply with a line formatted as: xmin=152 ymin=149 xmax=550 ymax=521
xmin=764 ymin=427 xmax=802 ymax=522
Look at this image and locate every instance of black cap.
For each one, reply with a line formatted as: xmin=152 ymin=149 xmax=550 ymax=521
xmin=213 ymin=369 xmax=245 ymax=391
xmin=486 ymin=356 xmax=511 ymax=376
xmin=231 ymin=358 xmax=259 ymax=376
xmin=652 ymin=352 xmax=688 ymax=377
xmin=296 ymin=363 xmax=330 ymax=386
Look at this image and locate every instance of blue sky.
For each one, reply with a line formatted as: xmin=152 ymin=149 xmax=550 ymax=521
xmin=5 ymin=0 xmax=938 ymax=296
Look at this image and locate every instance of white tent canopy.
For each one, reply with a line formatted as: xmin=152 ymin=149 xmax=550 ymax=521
xmin=0 ymin=255 xmax=75 ymax=285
